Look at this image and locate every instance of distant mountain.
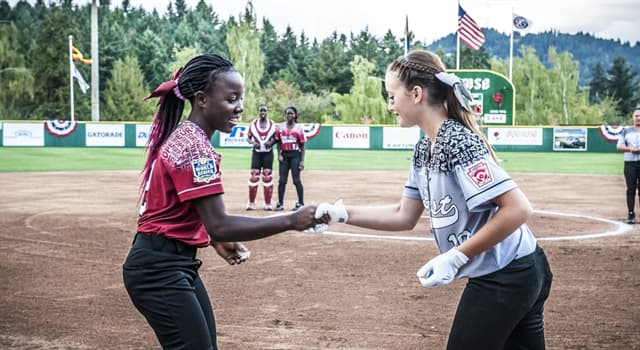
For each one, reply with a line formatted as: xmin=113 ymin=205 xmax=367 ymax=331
xmin=426 ymin=29 xmax=640 ymax=85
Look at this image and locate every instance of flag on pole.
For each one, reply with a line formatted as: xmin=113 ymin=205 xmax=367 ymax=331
xmin=72 ymin=62 xmax=90 ymax=93
xmin=458 ymin=5 xmax=485 ymax=51
xmin=404 ymin=14 xmax=410 ymax=56
xmin=72 ymin=45 xmax=93 ymax=64
xmin=512 ymin=13 xmax=533 ymax=34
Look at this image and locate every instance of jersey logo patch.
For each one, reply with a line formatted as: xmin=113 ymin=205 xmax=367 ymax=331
xmin=466 ymin=160 xmax=493 ymax=189
xmin=192 ymin=158 xmax=218 ymax=183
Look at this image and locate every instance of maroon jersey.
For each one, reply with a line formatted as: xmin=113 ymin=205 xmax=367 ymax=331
xmin=137 ymin=121 xmax=224 ymax=247
xmin=247 ymin=118 xmax=276 ymax=152
xmin=275 ymin=123 xmax=306 ymax=151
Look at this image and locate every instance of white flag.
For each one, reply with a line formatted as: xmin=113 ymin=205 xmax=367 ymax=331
xmin=72 ymin=62 xmax=89 ymax=94
xmin=512 ymin=13 xmax=533 ymax=34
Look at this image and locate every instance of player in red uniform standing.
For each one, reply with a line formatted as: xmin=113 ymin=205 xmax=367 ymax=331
xmin=246 ymin=104 xmax=276 ymax=211
xmin=274 ymin=106 xmax=307 ymax=211
xmin=122 ymin=54 xmax=327 ymax=350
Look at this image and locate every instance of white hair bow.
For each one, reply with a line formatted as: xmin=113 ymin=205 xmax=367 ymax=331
xmin=435 ymin=72 xmax=474 ymax=111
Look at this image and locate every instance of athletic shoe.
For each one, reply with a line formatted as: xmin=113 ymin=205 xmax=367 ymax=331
xmin=246 ymin=202 xmax=256 ymax=211
xmin=628 ymin=212 xmax=635 ymax=224
xmin=264 ymin=204 xmax=273 ymax=211
xmin=274 ymin=203 xmax=284 ymax=211
xmin=292 ymin=203 xmax=303 ymax=211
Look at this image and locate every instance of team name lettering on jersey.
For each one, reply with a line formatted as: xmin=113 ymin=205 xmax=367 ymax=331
xmin=465 ymin=160 xmax=493 ymax=189
xmin=429 ymin=195 xmax=459 ymax=229
xmin=192 ymin=158 xmax=218 ymax=183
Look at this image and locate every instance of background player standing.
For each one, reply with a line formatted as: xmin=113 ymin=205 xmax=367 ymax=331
xmin=316 ymin=50 xmax=553 ymax=350
xmin=246 ymin=104 xmax=276 ymax=210
xmin=616 ymin=106 xmax=640 ymax=224
xmin=274 ymin=106 xmax=307 ymax=211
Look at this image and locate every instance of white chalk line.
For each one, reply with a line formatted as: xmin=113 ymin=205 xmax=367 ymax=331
xmin=317 ymin=210 xmax=633 ymax=241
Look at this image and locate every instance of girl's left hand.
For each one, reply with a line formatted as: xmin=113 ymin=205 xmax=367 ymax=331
xmin=299 ymin=161 xmax=305 ymax=170
xmin=212 ymin=241 xmax=251 ymax=265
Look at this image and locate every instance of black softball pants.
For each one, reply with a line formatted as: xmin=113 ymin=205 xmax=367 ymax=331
xmin=278 ymin=150 xmax=303 ymax=205
xmin=123 ymin=233 xmax=217 ymax=350
xmin=446 ymin=246 xmax=553 ymax=350
xmin=623 ymin=161 xmax=640 ymax=213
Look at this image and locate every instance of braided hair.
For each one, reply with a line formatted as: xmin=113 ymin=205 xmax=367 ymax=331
xmin=388 ymin=50 xmax=497 ymax=162
xmin=142 ymin=53 xmax=236 ymax=187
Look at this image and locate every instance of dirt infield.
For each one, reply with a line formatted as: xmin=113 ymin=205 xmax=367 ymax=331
xmin=0 ymin=169 xmax=638 ymax=349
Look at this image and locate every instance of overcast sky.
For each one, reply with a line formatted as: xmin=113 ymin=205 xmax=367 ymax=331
xmin=9 ymin=0 xmax=640 ymax=45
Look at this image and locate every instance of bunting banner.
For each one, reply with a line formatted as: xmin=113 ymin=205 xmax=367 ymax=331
xmin=301 ymin=123 xmax=322 ymax=140
xmin=72 ymin=46 xmax=93 ymax=64
xmin=45 ymin=120 xmax=78 ymax=137
xmin=598 ymin=125 xmax=625 ymax=143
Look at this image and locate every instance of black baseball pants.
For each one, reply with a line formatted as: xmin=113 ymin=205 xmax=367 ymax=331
xmin=446 ymin=246 xmax=553 ymax=350
xmin=123 ymin=233 xmax=217 ymax=350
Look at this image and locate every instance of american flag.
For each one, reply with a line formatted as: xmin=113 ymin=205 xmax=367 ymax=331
xmin=458 ymin=6 xmax=485 ymax=51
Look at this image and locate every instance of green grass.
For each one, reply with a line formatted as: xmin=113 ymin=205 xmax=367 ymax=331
xmin=0 ymin=147 xmax=624 ymax=174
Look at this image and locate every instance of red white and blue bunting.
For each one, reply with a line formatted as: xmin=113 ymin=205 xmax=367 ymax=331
xmin=598 ymin=125 xmax=625 ymax=143
xmin=301 ymin=123 xmax=321 ymax=140
xmin=44 ymin=120 xmax=78 ymax=137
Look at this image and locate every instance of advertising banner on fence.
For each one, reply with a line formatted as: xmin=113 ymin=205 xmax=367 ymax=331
xmin=85 ymin=124 xmax=125 ymax=147
xmin=333 ymin=126 xmax=370 ymax=149
xmin=487 ymin=127 xmax=543 ymax=145
xmin=383 ymin=127 xmax=421 ymax=149
xmin=553 ymin=128 xmax=587 ymax=151
xmin=219 ymin=124 xmax=251 ymax=147
xmin=3 ymin=123 xmax=44 ymax=146
xmin=452 ymin=70 xmax=514 ymax=125
xmin=136 ymin=124 xmax=151 ymax=147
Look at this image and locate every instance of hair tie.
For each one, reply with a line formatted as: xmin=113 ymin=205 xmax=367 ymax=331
xmin=435 ymin=72 xmax=474 ymax=111
xmin=172 ymin=81 xmax=186 ymax=101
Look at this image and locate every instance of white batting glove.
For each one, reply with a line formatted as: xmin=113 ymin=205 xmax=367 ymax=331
xmin=416 ymin=248 xmax=469 ymax=288
xmin=314 ymin=199 xmax=348 ymax=224
xmin=305 ymin=223 xmax=329 ymax=233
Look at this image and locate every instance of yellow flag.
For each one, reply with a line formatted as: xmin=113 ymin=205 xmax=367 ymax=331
xmin=72 ymin=46 xmax=92 ymax=64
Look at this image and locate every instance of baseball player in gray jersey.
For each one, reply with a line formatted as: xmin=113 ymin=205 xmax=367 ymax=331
xmin=316 ymin=50 xmax=552 ymax=349
xmin=616 ymin=107 xmax=640 ymax=224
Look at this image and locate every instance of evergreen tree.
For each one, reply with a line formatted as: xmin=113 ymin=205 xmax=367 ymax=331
xmin=103 ymin=56 xmax=154 ymax=121
xmin=588 ymin=62 xmax=608 ymax=103
xmin=306 ymin=32 xmax=352 ymax=94
xmin=0 ymin=22 xmax=34 ymax=118
xmin=606 ymin=56 xmax=639 ymax=116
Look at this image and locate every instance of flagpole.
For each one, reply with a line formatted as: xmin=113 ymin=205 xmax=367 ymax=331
xmin=456 ymin=1 xmax=460 ymax=69
xmin=69 ymin=35 xmax=75 ymax=122
xmin=404 ymin=14 xmax=408 ymax=57
xmin=509 ymin=6 xmax=514 ymax=81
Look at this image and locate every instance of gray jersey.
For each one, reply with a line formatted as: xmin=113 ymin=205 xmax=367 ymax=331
xmin=404 ymin=119 xmax=537 ymax=279
xmin=617 ymin=127 xmax=640 ymax=162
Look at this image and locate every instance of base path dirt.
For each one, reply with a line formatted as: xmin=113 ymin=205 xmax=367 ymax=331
xmin=0 ymin=170 xmax=637 ymax=349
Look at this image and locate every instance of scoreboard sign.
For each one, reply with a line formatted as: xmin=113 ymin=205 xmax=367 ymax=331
xmin=451 ymin=69 xmax=515 ymax=125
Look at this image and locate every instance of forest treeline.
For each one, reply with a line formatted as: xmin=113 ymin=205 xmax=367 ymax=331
xmin=1 ymin=0 xmax=638 ymax=125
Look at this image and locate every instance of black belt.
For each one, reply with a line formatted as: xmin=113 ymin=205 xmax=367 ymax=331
xmin=132 ymin=233 xmax=197 ymax=258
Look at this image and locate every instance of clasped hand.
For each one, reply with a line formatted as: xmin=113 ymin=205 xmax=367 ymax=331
xmin=310 ymin=199 xmax=349 ymax=233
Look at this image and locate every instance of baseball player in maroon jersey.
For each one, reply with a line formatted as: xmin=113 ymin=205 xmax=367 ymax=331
xmin=246 ymin=104 xmax=276 ymax=210
xmin=122 ymin=54 xmax=328 ymax=350
xmin=274 ymin=106 xmax=307 ymax=211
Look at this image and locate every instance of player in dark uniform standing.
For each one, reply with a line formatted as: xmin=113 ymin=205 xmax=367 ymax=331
xmin=316 ymin=50 xmax=553 ymax=350
xmin=122 ymin=54 xmax=327 ymax=350
xmin=246 ymin=104 xmax=276 ymax=211
xmin=274 ymin=106 xmax=307 ymax=211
